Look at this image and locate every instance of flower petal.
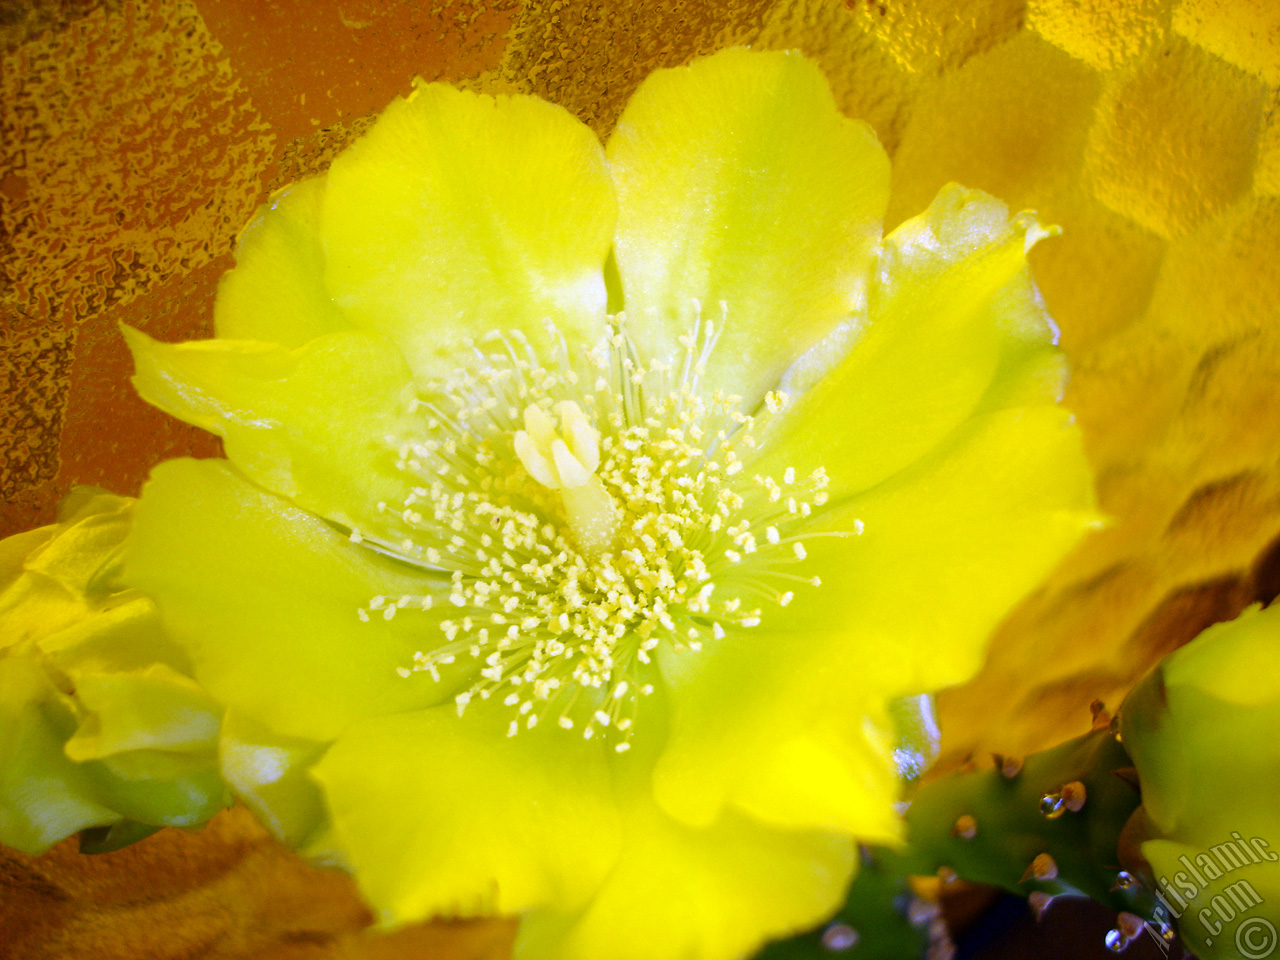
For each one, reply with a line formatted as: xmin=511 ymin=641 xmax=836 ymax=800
xmin=792 ymin=403 xmax=1097 ymax=692
xmin=0 ymin=498 xmax=137 ymax=653
xmin=322 ymin=83 xmax=614 ymax=377
xmin=761 ymin=184 xmax=1063 ymax=500
xmin=124 ymin=326 xmax=419 ymax=534
xmin=606 ymin=47 xmax=889 ymax=405
xmin=79 ymin=754 xmax=228 ymax=829
xmin=0 ymin=657 xmax=117 ymax=853
xmin=124 ymin=458 xmax=451 ymax=742
xmin=0 ymin=544 xmax=84 ymax=654
xmin=215 ymin=176 xmax=351 ymax=348
xmin=722 ymin=717 xmax=901 ymax=844
xmin=220 ymin=710 xmax=329 ymax=848
xmin=655 ymin=402 xmax=1095 ymax=832
xmin=0 ymin=526 xmax=54 ymax=594
xmin=653 ymin=628 xmax=903 ymax=838
xmin=38 ymin=595 xmax=189 ymax=675
xmin=310 ymin=702 xmax=621 ymax=921
xmin=514 ymin=797 xmax=853 ymax=960
xmin=62 ymin=663 xmax=221 ymax=761
xmin=23 ymin=499 xmax=131 ymax=597
xmin=0 ymin=653 xmax=226 ymax=850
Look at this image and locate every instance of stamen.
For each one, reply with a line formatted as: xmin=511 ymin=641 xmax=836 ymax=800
xmin=353 ymin=309 xmax=850 ymax=745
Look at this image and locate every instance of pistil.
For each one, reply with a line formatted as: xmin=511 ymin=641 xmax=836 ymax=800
xmin=514 ymin=401 xmax=622 ymax=557
xmin=362 ymin=315 xmax=849 ymax=744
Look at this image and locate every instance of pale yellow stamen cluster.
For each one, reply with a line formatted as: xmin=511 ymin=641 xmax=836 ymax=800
xmin=354 ymin=313 xmax=847 ymax=747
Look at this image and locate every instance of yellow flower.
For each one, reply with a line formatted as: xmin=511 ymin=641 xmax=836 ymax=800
xmin=0 ymin=489 xmax=226 ymax=855
xmin=121 ymin=48 xmax=1096 ymax=960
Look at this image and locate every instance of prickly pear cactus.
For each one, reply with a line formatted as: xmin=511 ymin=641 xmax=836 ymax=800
xmin=756 ymin=713 xmax=1162 ymax=958
xmin=762 ymin=603 xmax=1280 ymax=959
xmin=1119 ymin=603 xmax=1280 ymax=960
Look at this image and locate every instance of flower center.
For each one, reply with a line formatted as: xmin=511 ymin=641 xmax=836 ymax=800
xmin=513 ymin=400 xmax=622 ymax=558
xmin=355 ymin=312 xmax=846 ymax=749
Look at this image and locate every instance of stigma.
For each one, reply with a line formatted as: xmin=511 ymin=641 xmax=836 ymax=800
xmin=354 ymin=309 xmax=851 ymax=748
xmin=514 ymin=401 xmax=622 ymax=558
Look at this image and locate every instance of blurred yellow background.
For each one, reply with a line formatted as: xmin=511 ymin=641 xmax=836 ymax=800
xmin=2 ymin=0 xmax=1278 ymax=956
